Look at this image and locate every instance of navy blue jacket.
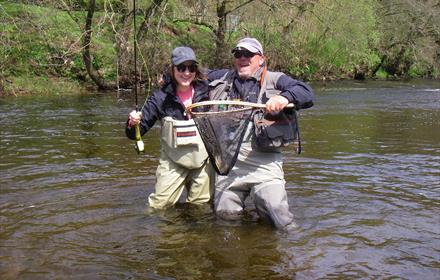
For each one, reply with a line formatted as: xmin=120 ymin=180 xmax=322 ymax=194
xmin=125 ymin=80 xmax=209 ymax=140
xmin=207 ymin=69 xmax=314 ymax=110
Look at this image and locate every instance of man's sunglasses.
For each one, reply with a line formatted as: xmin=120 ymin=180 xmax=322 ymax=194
xmin=233 ymin=50 xmax=256 ymax=59
xmin=176 ymin=64 xmax=197 ymax=73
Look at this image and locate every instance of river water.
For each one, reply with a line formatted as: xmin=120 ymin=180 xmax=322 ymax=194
xmin=1 ymin=80 xmax=439 ymax=279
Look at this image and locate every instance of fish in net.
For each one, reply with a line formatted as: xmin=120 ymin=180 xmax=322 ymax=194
xmin=186 ymin=101 xmax=255 ymax=175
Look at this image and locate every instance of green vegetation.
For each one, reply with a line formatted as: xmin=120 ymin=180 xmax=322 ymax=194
xmin=0 ymin=0 xmax=439 ymax=96
xmin=1 ymin=3 xmax=86 ymax=94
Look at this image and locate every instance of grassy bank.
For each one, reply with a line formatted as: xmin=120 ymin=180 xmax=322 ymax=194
xmin=1 ymin=1 xmax=438 ymax=96
xmin=0 ymin=2 xmax=112 ymax=95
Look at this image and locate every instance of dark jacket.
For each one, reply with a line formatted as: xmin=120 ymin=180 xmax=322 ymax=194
xmin=207 ymin=69 xmax=314 ymax=110
xmin=125 ymin=79 xmax=209 ymax=140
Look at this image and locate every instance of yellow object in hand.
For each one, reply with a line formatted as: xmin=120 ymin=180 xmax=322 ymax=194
xmin=134 ymin=124 xmax=144 ymax=154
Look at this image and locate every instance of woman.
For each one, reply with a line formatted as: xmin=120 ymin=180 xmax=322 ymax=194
xmin=125 ymin=46 xmax=213 ymax=209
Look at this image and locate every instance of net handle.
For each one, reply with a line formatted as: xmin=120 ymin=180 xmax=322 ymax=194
xmin=186 ymin=100 xmax=294 ymax=113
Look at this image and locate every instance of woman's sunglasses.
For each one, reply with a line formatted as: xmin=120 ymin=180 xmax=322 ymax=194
xmin=176 ymin=64 xmax=197 ymax=73
xmin=233 ymin=50 xmax=256 ymax=59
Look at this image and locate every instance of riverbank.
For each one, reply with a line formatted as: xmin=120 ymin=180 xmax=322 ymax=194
xmin=1 ymin=1 xmax=439 ymax=96
xmin=0 ymin=76 xmax=88 ymax=96
xmin=0 ymin=2 xmax=113 ymax=96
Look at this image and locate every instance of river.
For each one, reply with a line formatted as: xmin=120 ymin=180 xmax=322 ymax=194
xmin=1 ymin=80 xmax=439 ymax=279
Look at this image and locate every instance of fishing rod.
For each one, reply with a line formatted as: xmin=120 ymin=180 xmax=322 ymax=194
xmin=133 ymin=0 xmax=144 ymax=154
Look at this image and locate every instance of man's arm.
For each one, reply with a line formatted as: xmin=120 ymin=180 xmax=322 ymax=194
xmin=276 ymin=74 xmax=314 ymax=110
xmin=207 ymin=69 xmax=229 ymax=82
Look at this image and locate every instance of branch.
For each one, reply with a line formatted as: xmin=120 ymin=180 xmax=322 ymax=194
xmin=172 ymin=19 xmax=215 ymax=31
xmin=227 ymin=0 xmax=256 ymax=15
xmin=138 ymin=0 xmax=165 ymax=41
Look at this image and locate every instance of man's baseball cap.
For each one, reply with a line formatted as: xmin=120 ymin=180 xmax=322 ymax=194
xmin=232 ymin=37 xmax=263 ymax=55
xmin=171 ymin=46 xmax=197 ymax=65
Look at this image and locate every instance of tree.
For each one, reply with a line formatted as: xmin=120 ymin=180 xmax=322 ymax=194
xmin=82 ymin=0 xmax=115 ymax=89
xmin=373 ymin=0 xmax=440 ymax=77
xmin=80 ymin=0 xmax=167 ymax=90
xmin=213 ymin=0 xmax=257 ymax=66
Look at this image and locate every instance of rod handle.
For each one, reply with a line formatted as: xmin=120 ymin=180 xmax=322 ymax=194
xmin=134 ymin=124 xmax=144 ymax=154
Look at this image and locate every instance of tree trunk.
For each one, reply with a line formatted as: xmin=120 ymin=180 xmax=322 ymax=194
xmin=138 ymin=0 xmax=165 ymax=41
xmin=82 ymin=0 xmax=116 ymax=90
xmin=213 ymin=0 xmax=257 ymax=67
xmin=214 ymin=0 xmax=228 ymax=67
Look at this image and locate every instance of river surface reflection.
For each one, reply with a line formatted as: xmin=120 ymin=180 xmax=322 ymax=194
xmin=1 ymin=80 xmax=439 ymax=279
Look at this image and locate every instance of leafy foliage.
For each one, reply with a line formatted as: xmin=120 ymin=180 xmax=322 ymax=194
xmin=0 ymin=0 xmax=439 ymax=95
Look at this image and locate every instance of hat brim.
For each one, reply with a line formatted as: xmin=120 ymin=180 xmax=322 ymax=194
xmin=172 ymin=59 xmax=198 ymax=66
xmin=231 ymin=46 xmax=261 ymax=55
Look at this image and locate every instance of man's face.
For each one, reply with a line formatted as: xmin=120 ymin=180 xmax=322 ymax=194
xmin=233 ymin=49 xmax=265 ymax=79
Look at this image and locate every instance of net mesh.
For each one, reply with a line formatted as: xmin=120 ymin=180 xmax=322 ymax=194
xmin=188 ymin=102 xmax=254 ymax=175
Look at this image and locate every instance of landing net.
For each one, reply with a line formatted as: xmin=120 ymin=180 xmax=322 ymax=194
xmin=186 ymin=101 xmax=260 ymax=175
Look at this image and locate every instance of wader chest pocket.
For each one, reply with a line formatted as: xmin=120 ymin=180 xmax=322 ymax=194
xmin=174 ymin=123 xmax=199 ymax=147
xmin=162 ymin=117 xmax=202 ymax=148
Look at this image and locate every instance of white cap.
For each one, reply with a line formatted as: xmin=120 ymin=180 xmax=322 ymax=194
xmin=232 ymin=37 xmax=263 ymax=55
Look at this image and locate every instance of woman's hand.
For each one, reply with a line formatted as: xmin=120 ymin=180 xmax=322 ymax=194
xmin=128 ymin=110 xmax=142 ymax=128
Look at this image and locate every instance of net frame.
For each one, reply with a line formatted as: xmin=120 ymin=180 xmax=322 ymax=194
xmin=186 ymin=100 xmax=294 ymax=113
xmin=186 ymin=100 xmax=294 ymax=175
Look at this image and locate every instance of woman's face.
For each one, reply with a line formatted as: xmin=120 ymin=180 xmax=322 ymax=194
xmin=173 ymin=61 xmax=197 ymax=89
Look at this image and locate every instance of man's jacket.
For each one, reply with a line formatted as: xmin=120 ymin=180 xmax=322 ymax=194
xmin=207 ymin=68 xmax=314 ymax=109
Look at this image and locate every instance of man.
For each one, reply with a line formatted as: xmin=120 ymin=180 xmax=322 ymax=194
xmin=207 ymin=37 xmax=314 ymax=229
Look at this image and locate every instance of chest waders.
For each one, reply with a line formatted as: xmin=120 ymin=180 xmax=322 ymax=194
xmin=208 ymin=69 xmax=297 ymax=228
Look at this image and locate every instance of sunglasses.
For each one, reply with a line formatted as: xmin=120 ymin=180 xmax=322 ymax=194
xmin=175 ymin=64 xmax=197 ymax=73
xmin=233 ymin=50 xmax=256 ymax=59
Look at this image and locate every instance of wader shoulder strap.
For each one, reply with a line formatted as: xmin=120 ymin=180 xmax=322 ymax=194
xmin=257 ymin=70 xmax=284 ymax=104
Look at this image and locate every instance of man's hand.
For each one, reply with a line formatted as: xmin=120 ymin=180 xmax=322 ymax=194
xmin=265 ymin=95 xmax=289 ymax=114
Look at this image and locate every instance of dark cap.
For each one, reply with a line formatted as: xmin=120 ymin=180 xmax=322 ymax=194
xmin=232 ymin=37 xmax=263 ymax=55
xmin=171 ymin=46 xmax=197 ymax=65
